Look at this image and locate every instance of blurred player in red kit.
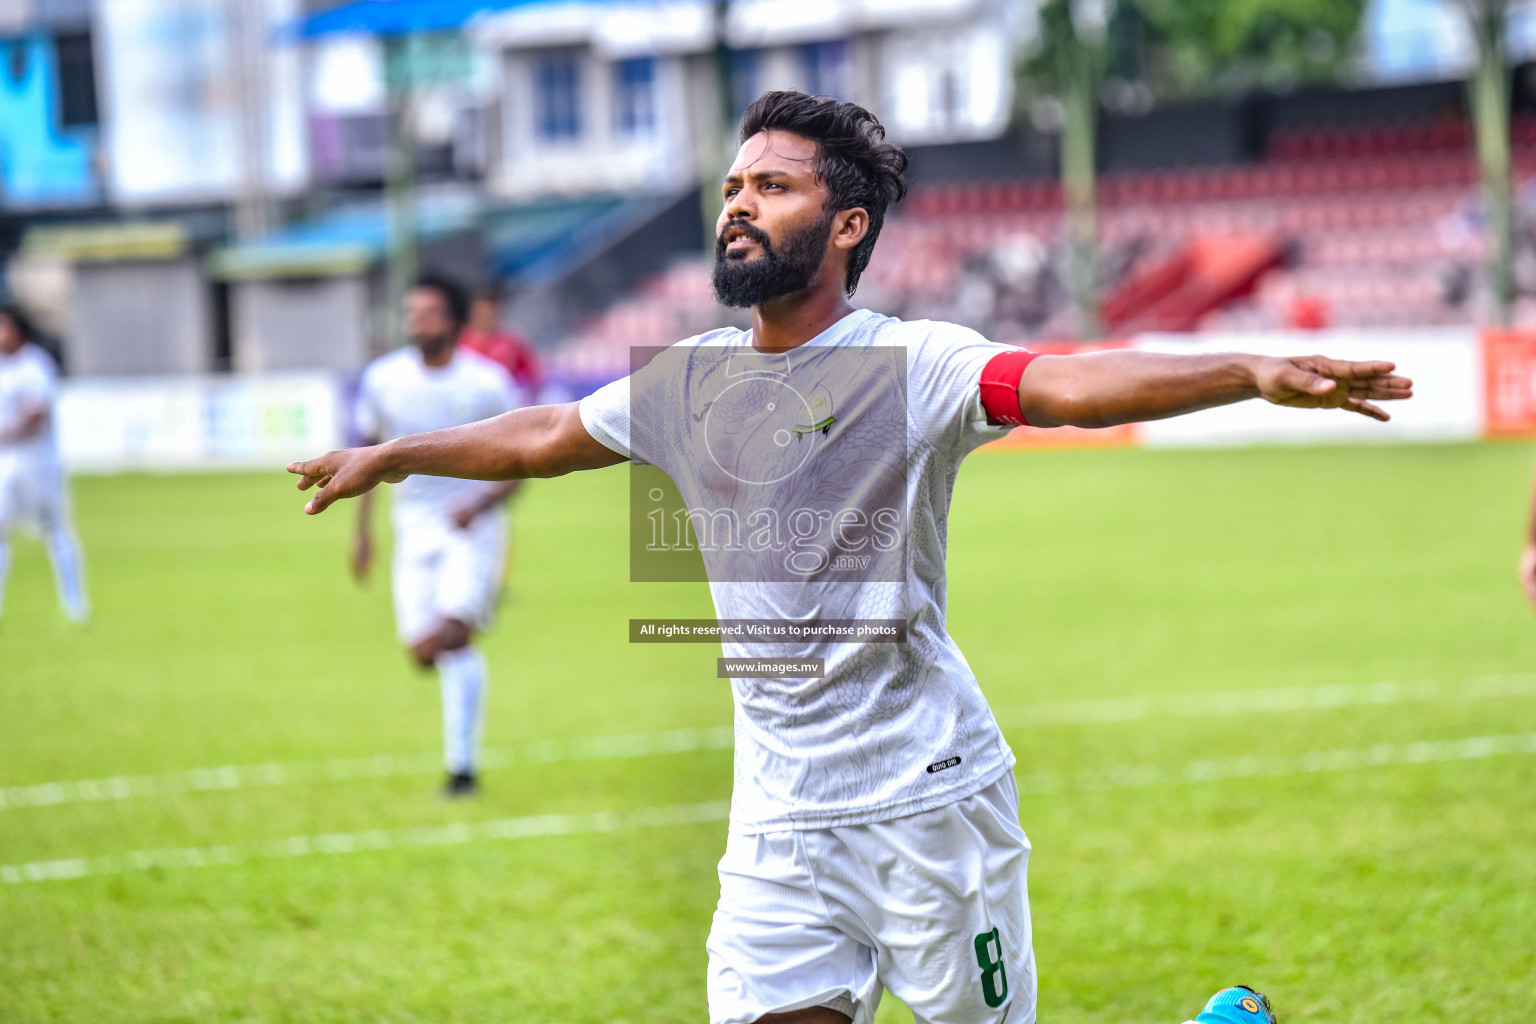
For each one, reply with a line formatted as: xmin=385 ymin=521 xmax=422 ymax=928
xmin=459 ymin=284 xmax=543 ymax=403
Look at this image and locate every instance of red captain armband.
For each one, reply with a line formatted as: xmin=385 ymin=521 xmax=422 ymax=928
xmin=978 ymin=349 xmax=1041 ymax=427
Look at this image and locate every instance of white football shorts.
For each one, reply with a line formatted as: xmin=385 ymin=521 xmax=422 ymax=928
xmin=0 ymin=454 xmax=68 ymax=534
xmin=390 ymin=510 xmax=506 ymax=645
xmin=707 ymin=771 xmax=1036 ymax=1024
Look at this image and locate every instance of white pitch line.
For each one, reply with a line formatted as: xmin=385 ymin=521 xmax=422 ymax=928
xmin=0 ymin=800 xmax=733 ymax=886
xmin=5 ymin=674 xmax=1534 ymax=812
xmin=0 ymin=726 xmax=736 ymax=812
xmin=5 ymin=733 xmax=1534 ymax=886
xmin=1013 ymin=731 xmax=1536 ymax=794
xmin=992 ymin=673 xmax=1536 ymax=728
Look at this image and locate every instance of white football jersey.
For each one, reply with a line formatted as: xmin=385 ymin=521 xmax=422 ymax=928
xmin=580 ymin=308 xmax=1025 ymax=833
xmin=355 ymin=346 xmax=520 ymax=528
xmin=0 ymin=342 xmax=61 ymax=467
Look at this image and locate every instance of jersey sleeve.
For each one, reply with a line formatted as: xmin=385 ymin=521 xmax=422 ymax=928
xmin=578 ymin=375 xmax=633 ymax=460
xmin=904 ymin=322 xmax=1032 ymax=455
xmin=578 ymin=339 xmax=695 ymax=466
xmin=1 ymin=351 xmax=55 ymax=435
xmin=487 ymin=364 xmax=520 ymax=417
xmin=16 ymin=348 xmax=57 ymax=406
xmin=352 ymin=365 xmax=385 ymax=442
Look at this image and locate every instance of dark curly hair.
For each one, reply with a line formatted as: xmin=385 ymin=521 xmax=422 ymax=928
xmin=738 ymin=91 xmax=908 ymax=295
xmin=0 ymin=303 xmax=36 ymax=342
xmin=413 ymin=273 xmax=469 ymax=327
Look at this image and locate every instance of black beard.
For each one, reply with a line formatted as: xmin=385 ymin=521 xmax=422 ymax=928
xmin=412 ymin=331 xmax=456 ymax=358
xmin=712 ymin=212 xmax=835 ymax=308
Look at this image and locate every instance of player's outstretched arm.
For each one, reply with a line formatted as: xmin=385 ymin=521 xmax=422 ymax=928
xmin=287 ymin=402 xmax=625 ymax=515
xmin=1015 ymin=350 xmax=1413 ymax=429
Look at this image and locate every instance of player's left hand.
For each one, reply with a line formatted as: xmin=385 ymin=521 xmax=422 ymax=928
xmin=449 ymin=504 xmax=480 ymax=530
xmin=1255 ymin=356 xmax=1413 ymax=421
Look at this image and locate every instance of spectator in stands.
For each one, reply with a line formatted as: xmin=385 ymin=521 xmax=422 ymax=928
xmin=983 ymin=235 xmax=1057 ymax=338
xmin=1286 ymin=294 xmax=1331 ymax=330
xmin=942 ymin=237 xmax=1060 ymax=341
xmin=459 ymin=284 xmax=543 ymax=402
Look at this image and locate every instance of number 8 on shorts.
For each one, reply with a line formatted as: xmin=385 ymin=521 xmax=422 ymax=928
xmin=975 ymin=927 xmax=1009 ymax=1008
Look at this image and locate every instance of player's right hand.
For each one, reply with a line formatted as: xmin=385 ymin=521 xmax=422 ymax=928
xmin=287 ymin=446 xmax=404 ymax=515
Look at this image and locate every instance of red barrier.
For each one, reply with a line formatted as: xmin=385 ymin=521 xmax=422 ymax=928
xmin=1484 ymin=329 xmax=1536 ymax=436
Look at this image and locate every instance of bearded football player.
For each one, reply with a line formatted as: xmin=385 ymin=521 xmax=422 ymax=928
xmin=288 ymin=91 xmax=1411 ymax=1024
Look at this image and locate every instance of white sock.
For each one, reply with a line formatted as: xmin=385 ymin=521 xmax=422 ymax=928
xmin=45 ymin=524 xmax=89 ymax=622
xmin=436 ymin=645 xmax=486 ymax=775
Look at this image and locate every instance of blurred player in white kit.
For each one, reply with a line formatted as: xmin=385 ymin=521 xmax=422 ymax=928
xmin=351 ymin=276 xmax=521 ymax=797
xmin=0 ymin=305 xmax=88 ymax=623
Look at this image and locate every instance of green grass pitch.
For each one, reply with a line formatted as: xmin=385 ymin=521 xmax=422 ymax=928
xmin=2 ymin=441 xmax=1535 ymax=1023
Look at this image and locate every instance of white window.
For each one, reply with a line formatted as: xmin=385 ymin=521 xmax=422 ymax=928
xmin=730 ymin=48 xmax=761 ymax=119
xmin=535 ymin=51 xmax=582 ymax=141
xmin=612 ymin=56 xmax=656 ymax=138
xmin=801 ymin=39 xmax=849 ymax=99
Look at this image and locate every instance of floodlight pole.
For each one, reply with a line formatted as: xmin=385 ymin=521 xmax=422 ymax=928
xmin=384 ymin=33 xmax=420 ymax=351
xmin=700 ymin=0 xmax=733 ymax=255
xmin=229 ymin=0 xmax=273 ymax=240
xmin=1466 ymin=0 xmax=1515 ymax=326
xmin=1062 ymin=0 xmax=1107 ymax=340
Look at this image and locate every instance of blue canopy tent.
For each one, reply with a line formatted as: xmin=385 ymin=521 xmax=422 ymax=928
xmin=298 ymin=0 xmax=557 ymax=38
xmin=294 ymin=0 xmax=680 ymax=39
